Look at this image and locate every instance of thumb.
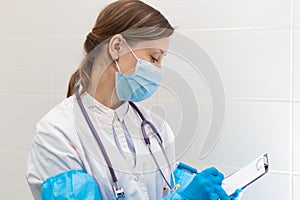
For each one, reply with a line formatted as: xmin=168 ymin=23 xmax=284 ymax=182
xmin=217 ymin=186 xmax=230 ymax=200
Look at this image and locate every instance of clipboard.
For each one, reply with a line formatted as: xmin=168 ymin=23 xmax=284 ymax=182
xmin=222 ymin=153 xmax=269 ymax=195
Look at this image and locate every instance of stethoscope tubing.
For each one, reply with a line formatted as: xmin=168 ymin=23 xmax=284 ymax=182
xmin=75 ymin=87 xmax=176 ymax=196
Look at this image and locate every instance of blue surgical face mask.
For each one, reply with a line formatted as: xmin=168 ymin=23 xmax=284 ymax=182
xmin=115 ymin=40 xmax=163 ymax=102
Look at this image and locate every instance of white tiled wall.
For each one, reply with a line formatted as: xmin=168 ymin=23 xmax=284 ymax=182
xmin=240 ymin=173 xmax=290 ymax=200
xmin=0 ymin=94 xmax=49 ymax=149
xmin=0 ymin=150 xmax=33 ymax=200
xmin=0 ymin=0 xmax=45 ymax=37
xmin=193 ymin=101 xmax=290 ymax=171
xmin=46 ymin=35 xmax=84 ymax=94
xmin=152 ymin=0 xmax=291 ymax=30
xmin=294 ymin=175 xmax=300 ymax=200
xmin=294 ymin=103 xmax=300 ymax=172
xmin=295 ymin=0 xmax=300 ymax=26
xmin=295 ymin=28 xmax=300 ymax=100
xmin=181 ymin=29 xmax=291 ymax=99
xmin=1 ymin=0 xmax=299 ymax=199
xmin=0 ymin=37 xmax=48 ymax=94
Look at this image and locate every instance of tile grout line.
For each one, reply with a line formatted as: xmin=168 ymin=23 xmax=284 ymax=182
xmin=268 ymin=170 xmax=300 ymax=176
xmin=1 ymin=92 xmax=300 ymax=102
xmin=177 ymin=25 xmax=292 ymax=33
xmin=44 ymin=0 xmax=51 ymax=110
xmin=156 ymin=96 xmax=299 ymax=102
xmin=290 ymin=0 xmax=295 ymax=199
xmin=225 ymin=98 xmax=291 ymax=102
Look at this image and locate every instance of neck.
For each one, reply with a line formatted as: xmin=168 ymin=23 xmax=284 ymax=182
xmin=89 ymin=65 xmax=124 ymax=109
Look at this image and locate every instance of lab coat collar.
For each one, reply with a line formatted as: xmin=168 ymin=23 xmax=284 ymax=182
xmin=79 ymin=91 xmax=129 ymax=122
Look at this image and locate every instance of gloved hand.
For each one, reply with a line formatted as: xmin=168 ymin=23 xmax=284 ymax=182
xmin=165 ymin=167 xmax=230 ymax=200
xmin=230 ymin=188 xmax=243 ymax=200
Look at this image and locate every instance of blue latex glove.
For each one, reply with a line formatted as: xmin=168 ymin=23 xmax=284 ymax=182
xmin=165 ymin=167 xmax=230 ymax=200
xmin=230 ymin=188 xmax=243 ymax=200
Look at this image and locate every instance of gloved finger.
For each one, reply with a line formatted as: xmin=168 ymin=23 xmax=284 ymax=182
xmin=216 ymin=185 xmax=230 ymax=200
xmin=197 ymin=171 xmax=223 ymax=186
xmin=230 ymin=188 xmax=243 ymax=200
xmin=202 ymin=167 xmax=224 ymax=180
xmin=210 ymin=193 xmax=219 ymax=200
xmin=210 ymin=176 xmax=223 ymax=185
xmin=194 ymin=172 xmax=222 ymax=188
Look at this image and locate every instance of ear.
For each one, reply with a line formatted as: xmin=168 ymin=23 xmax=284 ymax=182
xmin=108 ymin=34 xmax=124 ymax=61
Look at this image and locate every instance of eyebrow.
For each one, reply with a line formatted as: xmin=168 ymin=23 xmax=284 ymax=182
xmin=160 ymin=49 xmax=167 ymax=56
xmin=155 ymin=48 xmax=167 ymax=56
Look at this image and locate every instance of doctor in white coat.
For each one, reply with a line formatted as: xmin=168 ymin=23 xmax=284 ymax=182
xmin=27 ymin=1 xmax=237 ymax=200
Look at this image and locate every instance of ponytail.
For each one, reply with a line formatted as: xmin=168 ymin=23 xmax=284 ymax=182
xmin=66 ymin=69 xmax=80 ymax=97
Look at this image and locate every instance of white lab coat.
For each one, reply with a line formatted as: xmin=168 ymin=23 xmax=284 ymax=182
xmin=27 ymin=91 xmax=176 ymax=200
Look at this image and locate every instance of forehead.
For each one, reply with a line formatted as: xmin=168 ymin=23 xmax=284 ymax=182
xmin=132 ymin=37 xmax=170 ymax=52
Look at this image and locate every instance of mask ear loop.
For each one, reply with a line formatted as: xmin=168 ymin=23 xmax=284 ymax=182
xmin=123 ymin=39 xmax=139 ymax=61
xmin=114 ymin=58 xmax=122 ymax=73
xmin=114 ymin=39 xmax=138 ymax=74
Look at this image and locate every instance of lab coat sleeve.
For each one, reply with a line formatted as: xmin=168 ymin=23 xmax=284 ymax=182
xmin=26 ymin=119 xmax=84 ymax=200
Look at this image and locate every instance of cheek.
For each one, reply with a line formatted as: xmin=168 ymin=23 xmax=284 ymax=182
xmin=119 ymin=54 xmax=137 ymax=75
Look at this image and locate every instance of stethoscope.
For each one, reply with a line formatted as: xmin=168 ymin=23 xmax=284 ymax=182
xmin=75 ymin=88 xmax=176 ymax=199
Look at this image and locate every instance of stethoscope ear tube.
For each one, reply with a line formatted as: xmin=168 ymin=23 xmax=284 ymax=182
xmin=75 ymin=87 xmax=123 ymax=191
xmin=76 ymin=89 xmax=176 ymax=197
xmin=141 ymin=119 xmax=163 ymax=145
xmin=129 ymin=102 xmax=177 ymax=191
xmin=129 ymin=101 xmax=163 ymax=146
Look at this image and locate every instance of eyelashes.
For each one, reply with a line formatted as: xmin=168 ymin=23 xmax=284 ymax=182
xmin=150 ymin=55 xmax=159 ymax=63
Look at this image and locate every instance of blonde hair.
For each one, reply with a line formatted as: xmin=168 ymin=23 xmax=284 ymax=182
xmin=66 ymin=0 xmax=174 ymax=97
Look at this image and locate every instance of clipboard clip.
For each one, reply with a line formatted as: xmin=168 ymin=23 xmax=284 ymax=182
xmin=256 ymin=153 xmax=269 ymax=171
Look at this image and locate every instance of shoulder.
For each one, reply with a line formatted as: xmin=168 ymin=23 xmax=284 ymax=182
xmin=27 ymin=96 xmax=84 ymax=191
xmin=34 ymin=95 xmax=78 ymax=144
xmin=29 ymin=95 xmax=84 ymax=171
xmin=39 ymin=95 xmax=74 ymax=125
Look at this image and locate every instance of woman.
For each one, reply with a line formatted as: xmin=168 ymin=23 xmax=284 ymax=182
xmin=27 ymin=0 xmax=239 ymax=199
